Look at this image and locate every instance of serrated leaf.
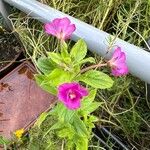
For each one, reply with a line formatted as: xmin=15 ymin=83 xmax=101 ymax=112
xmin=49 ymin=122 xmax=65 ymax=131
xmin=82 ymin=102 xmax=101 ymax=115
xmin=37 ymin=57 xmax=56 ymax=74
xmin=78 ymin=70 xmax=114 ymax=89
xmin=73 ymin=114 xmax=88 ymax=137
xmin=76 ymin=57 xmax=95 ymax=66
xmin=35 ymin=74 xmax=45 ymax=85
xmin=47 ymin=52 xmax=63 ymax=65
xmin=56 ymin=103 xmax=75 ymax=123
xmin=74 ymin=135 xmax=88 ymax=150
xmin=46 ymin=68 xmax=73 ymax=87
xmin=61 ymin=41 xmax=69 ymax=58
xmin=70 ymin=39 xmax=87 ymax=62
xmin=35 ymin=74 xmax=57 ymax=94
xmin=79 ymin=90 xmax=103 ymax=115
xmin=43 ymin=121 xmax=65 ymax=138
xmin=82 ymin=89 xmax=97 ymax=107
xmin=57 ymin=126 xmax=75 ymax=139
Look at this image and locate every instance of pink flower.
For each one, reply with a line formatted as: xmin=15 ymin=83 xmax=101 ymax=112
xmin=58 ymin=82 xmax=88 ymax=110
xmin=44 ymin=17 xmax=76 ymax=40
xmin=108 ymin=47 xmax=128 ymax=76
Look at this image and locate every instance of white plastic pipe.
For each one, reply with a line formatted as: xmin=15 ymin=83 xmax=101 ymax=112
xmin=0 ymin=0 xmax=12 ymax=30
xmin=3 ymin=0 xmax=150 ymax=83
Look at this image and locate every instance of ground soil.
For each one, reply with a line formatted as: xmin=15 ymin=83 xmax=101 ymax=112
xmin=0 ymin=29 xmax=21 ymax=70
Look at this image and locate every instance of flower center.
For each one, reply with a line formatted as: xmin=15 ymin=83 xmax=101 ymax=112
xmin=69 ymin=91 xmax=76 ymax=100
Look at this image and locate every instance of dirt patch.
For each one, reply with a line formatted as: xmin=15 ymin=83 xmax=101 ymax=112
xmin=0 ymin=29 xmax=21 ymax=70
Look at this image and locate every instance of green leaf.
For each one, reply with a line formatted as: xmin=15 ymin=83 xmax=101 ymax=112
xmin=79 ymin=89 xmax=103 ymax=115
xmin=85 ymin=120 xmax=95 ymax=130
xmin=46 ymin=68 xmax=73 ymax=87
xmin=57 ymin=125 xmax=75 ymax=139
xmin=0 ymin=136 xmax=10 ymax=145
xmin=82 ymin=102 xmax=101 ymax=115
xmin=82 ymin=89 xmax=97 ymax=107
xmin=35 ymin=74 xmax=45 ymax=85
xmin=49 ymin=122 xmax=65 ymax=131
xmin=88 ymin=115 xmax=99 ymax=122
xmin=61 ymin=41 xmax=69 ymax=58
xmin=74 ymin=135 xmax=88 ymax=150
xmin=61 ymin=42 xmax=72 ymax=64
xmin=73 ymin=114 xmax=88 ymax=137
xmin=34 ymin=112 xmax=49 ymax=128
xmin=56 ymin=103 xmax=75 ymax=123
xmin=75 ymin=57 xmax=95 ymax=66
xmin=43 ymin=121 xmax=65 ymax=138
xmin=63 ymin=57 xmax=72 ymax=64
xmin=70 ymin=39 xmax=87 ymax=62
xmin=37 ymin=57 xmax=56 ymax=74
xmin=78 ymin=70 xmax=114 ymax=89
xmin=35 ymin=74 xmax=57 ymax=94
xmin=47 ymin=52 xmax=63 ymax=65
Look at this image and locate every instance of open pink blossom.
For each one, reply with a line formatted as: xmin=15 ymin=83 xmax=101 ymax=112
xmin=108 ymin=47 xmax=128 ymax=76
xmin=58 ymin=82 xmax=88 ymax=110
xmin=44 ymin=17 xmax=76 ymax=40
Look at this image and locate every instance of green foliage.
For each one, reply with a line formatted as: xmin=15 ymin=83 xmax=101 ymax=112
xmin=0 ymin=136 xmax=10 ymax=147
xmin=76 ymin=57 xmax=96 ymax=66
xmin=57 ymin=126 xmax=75 ymax=139
xmin=34 ymin=112 xmax=49 ymax=128
xmin=35 ymin=74 xmax=57 ymax=94
xmin=70 ymin=39 xmax=87 ymax=63
xmin=47 ymin=52 xmax=63 ymax=65
xmin=37 ymin=57 xmax=56 ymax=74
xmin=73 ymin=113 xmax=88 ymax=137
xmin=79 ymin=89 xmax=103 ymax=116
xmin=78 ymin=70 xmax=114 ymax=89
xmin=60 ymin=41 xmax=69 ymax=59
xmin=53 ymin=103 xmax=75 ymax=123
xmin=46 ymin=68 xmax=73 ymax=86
xmin=12 ymin=0 xmax=150 ymax=149
xmin=33 ymin=39 xmax=114 ymax=150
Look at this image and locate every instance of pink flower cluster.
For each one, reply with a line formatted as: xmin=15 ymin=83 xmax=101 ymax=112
xmin=44 ymin=17 xmax=129 ymax=110
xmin=58 ymin=82 xmax=88 ymax=110
xmin=44 ymin=17 xmax=76 ymax=41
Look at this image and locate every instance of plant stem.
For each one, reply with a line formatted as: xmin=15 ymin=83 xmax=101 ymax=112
xmin=80 ymin=63 xmax=107 ymax=74
xmin=99 ymin=0 xmax=113 ymax=30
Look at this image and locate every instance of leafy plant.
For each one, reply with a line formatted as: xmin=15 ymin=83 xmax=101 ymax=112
xmin=35 ymin=38 xmax=115 ymax=149
xmin=30 ymin=14 xmax=131 ymax=149
xmin=10 ymin=0 xmax=150 ymax=148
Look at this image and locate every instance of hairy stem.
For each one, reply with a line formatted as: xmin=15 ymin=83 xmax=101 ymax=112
xmin=80 ymin=63 xmax=107 ymax=74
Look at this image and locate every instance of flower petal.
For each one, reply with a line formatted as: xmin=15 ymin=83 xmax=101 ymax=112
xmin=44 ymin=23 xmax=57 ymax=36
xmin=78 ymin=86 xmax=88 ymax=97
xmin=58 ymin=83 xmax=70 ymax=102
xmin=112 ymin=47 xmax=122 ymax=59
xmin=112 ymin=64 xmax=128 ymax=76
xmin=59 ymin=17 xmax=71 ymax=31
xmin=64 ymin=24 xmax=76 ymax=39
xmin=65 ymin=98 xmax=81 ymax=110
xmin=53 ymin=18 xmax=62 ymax=32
